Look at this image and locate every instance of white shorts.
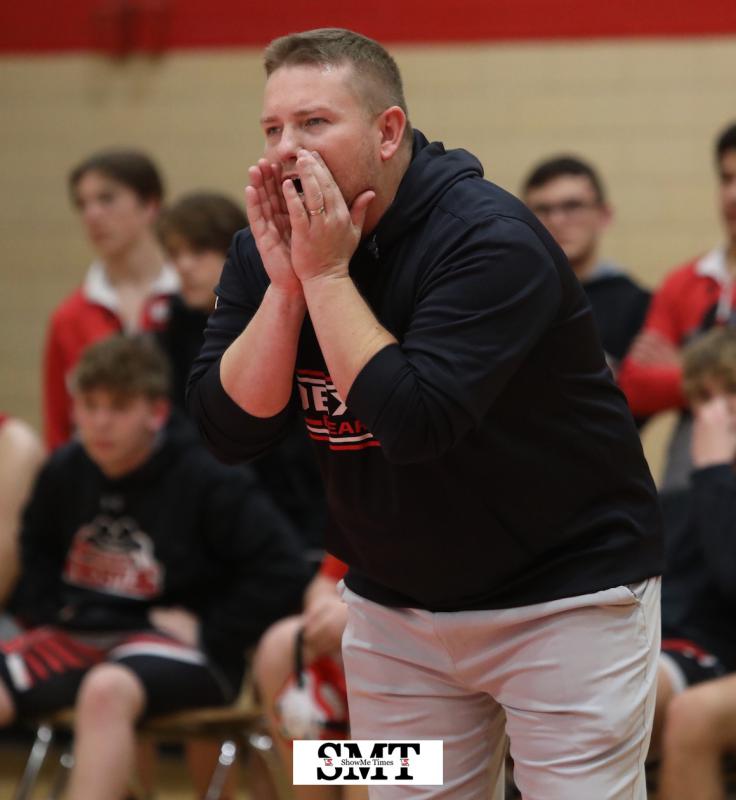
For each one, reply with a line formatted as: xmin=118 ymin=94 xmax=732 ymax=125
xmin=341 ymin=577 xmax=661 ymax=800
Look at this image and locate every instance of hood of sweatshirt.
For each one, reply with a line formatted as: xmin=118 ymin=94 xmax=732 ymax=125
xmin=367 ymin=129 xmax=485 ymax=256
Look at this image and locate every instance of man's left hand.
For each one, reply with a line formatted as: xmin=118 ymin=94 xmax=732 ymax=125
xmin=149 ymin=606 xmax=200 ymax=647
xmin=283 ymin=149 xmax=375 ymax=283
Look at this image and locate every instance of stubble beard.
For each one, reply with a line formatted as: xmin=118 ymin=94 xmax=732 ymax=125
xmin=336 ymin=142 xmax=380 ymax=212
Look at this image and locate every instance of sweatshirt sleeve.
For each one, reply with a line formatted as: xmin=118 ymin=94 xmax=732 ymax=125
xmin=43 ymin=313 xmax=73 ymax=450
xmin=187 ymin=230 xmax=294 ymax=463
xmin=618 ymin=270 xmax=688 ymax=416
xmin=10 ymin=461 xmax=66 ymax=624
xmin=198 ymin=465 xmax=309 ymax=664
xmin=690 ymin=463 xmax=736 ymax=602
xmin=346 ymin=216 xmax=562 ymax=464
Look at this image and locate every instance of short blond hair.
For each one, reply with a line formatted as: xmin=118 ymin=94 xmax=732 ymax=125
xmin=682 ymin=327 xmax=736 ymax=402
xmin=264 ymin=28 xmax=411 ymax=140
xmin=71 ymin=335 xmax=171 ymax=401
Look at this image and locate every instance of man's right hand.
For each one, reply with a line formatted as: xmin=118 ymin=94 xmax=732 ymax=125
xmin=220 ymin=160 xmax=306 ymax=418
xmin=302 ymin=592 xmax=348 ymax=663
xmin=628 ymin=330 xmax=682 ymax=367
xmin=244 ymin=159 xmax=301 ymax=296
xmin=692 ymin=395 xmax=736 ymax=468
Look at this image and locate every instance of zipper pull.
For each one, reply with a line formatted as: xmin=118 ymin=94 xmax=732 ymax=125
xmin=366 ymin=235 xmax=379 ymax=260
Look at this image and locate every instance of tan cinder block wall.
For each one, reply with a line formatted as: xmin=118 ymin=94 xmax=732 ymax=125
xmin=2 ymin=38 xmax=734 ymax=475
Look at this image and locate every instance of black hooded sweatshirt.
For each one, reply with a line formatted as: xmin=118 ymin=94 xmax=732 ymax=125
xmin=582 ymin=264 xmax=651 ymax=366
xmin=10 ymin=421 xmax=308 ymax=690
xmin=188 ymin=130 xmax=664 ymax=611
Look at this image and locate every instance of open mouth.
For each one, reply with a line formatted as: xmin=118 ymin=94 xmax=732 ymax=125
xmin=292 ymin=177 xmax=303 ymax=195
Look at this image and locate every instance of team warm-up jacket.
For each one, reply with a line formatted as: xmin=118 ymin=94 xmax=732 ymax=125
xmin=618 ymin=250 xmax=733 ymax=418
xmin=188 ymin=129 xmax=664 ymax=612
xmin=11 ymin=422 xmax=308 ymax=689
xmin=618 ymin=249 xmax=734 ymax=490
xmin=660 ymin=466 xmax=736 ymax=671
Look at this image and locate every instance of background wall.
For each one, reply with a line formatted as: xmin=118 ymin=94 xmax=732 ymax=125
xmin=1 ymin=3 xmax=735 ymax=476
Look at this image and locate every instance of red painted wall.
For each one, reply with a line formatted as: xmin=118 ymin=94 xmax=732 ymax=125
xmin=3 ymin=0 xmax=736 ymax=54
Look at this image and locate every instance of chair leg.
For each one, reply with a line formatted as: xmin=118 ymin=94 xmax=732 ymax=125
xmin=47 ymin=751 xmax=73 ymax=800
xmin=204 ymin=740 xmax=238 ymax=800
xmin=13 ymin=724 xmax=54 ymax=800
xmin=247 ymin=732 xmax=292 ymax=800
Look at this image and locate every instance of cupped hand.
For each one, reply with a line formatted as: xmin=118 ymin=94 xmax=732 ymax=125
xmin=302 ymin=592 xmax=348 ymax=663
xmin=244 ymin=159 xmax=302 ymax=296
xmin=283 ymin=149 xmax=375 ymax=284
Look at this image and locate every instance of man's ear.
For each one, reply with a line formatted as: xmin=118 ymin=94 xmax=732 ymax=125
xmin=598 ymin=202 xmax=614 ymax=232
xmin=143 ymin=198 xmax=162 ymax=227
xmin=148 ymin=397 xmax=171 ymax=433
xmin=377 ymin=106 xmax=407 ymax=162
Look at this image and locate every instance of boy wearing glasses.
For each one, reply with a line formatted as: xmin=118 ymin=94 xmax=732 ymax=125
xmin=523 ymin=156 xmax=650 ymax=375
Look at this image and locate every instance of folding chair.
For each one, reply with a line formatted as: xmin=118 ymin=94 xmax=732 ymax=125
xmin=13 ymin=682 xmax=289 ymax=800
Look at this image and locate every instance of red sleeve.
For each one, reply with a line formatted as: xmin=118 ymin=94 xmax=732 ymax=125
xmin=618 ymin=268 xmax=689 ymax=416
xmin=318 ymin=554 xmax=348 ymax=583
xmin=43 ymin=314 xmax=73 ymax=450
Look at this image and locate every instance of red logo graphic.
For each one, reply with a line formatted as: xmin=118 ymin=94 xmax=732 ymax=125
xmin=63 ymin=515 xmax=163 ymax=600
xmin=297 ymin=370 xmax=380 ymax=452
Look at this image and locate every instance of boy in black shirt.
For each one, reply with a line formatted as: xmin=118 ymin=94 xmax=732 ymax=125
xmin=522 ymin=155 xmax=650 ymax=376
xmin=0 ymin=335 xmax=306 ymax=800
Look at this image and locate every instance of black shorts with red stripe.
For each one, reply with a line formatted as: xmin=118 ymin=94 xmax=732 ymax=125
xmin=0 ymin=626 xmax=235 ymax=718
xmin=660 ymin=638 xmax=728 ymax=691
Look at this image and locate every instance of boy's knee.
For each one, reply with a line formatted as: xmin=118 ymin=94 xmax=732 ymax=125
xmin=0 ymin=680 xmax=16 ymax=727
xmin=76 ymin=664 xmax=145 ymax=722
xmin=663 ymin=686 xmax=719 ymax=752
xmin=253 ymin=616 xmax=301 ymax=696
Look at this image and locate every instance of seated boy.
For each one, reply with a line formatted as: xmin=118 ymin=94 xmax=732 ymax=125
xmin=155 ymin=191 xmax=247 ymax=411
xmin=1 ymin=334 xmax=307 ymax=800
xmin=652 ymin=326 xmax=736 ymax=798
xmin=156 ymin=191 xmax=327 ymax=558
xmin=254 ymin=554 xmax=367 ymax=800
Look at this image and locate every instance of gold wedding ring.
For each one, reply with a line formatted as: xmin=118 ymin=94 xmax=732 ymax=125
xmin=308 ymin=205 xmax=326 ymax=216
